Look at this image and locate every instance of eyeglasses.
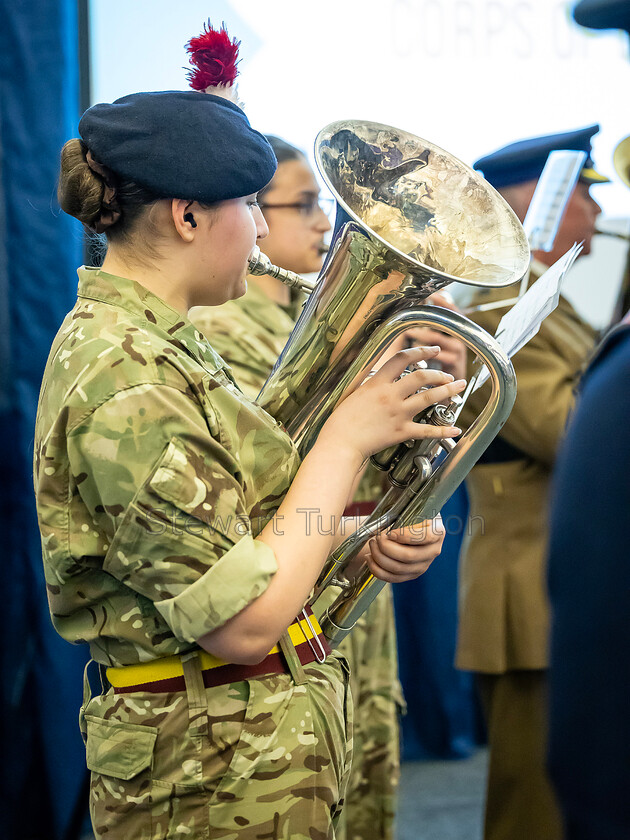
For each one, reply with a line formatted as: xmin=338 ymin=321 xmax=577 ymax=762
xmin=259 ymin=196 xmax=335 ymax=218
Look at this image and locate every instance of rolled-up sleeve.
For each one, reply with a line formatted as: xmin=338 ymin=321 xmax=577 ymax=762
xmin=67 ymin=383 xmax=279 ymax=640
xmin=154 ymin=535 xmax=277 ymax=641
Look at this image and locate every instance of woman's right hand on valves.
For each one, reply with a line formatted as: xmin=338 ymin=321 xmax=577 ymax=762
xmin=318 ymin=346 xmax=466 ymax=465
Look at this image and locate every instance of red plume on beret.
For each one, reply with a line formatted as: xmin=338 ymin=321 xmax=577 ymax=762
xmin=186 ymin=22 xmax=240 ymax=91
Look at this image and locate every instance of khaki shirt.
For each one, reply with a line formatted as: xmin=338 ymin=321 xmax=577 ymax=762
xmin=457 ymin=263 xmax=597 ymax=672
xmin=34 ymin=268 xmax=300 ymax=666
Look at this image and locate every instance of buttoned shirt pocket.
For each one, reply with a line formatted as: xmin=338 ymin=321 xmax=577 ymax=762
xmin=147 ymin=436 xmax=247 ymax=546
xmin=102 ymin=436 xmax=278 ymax=642
xmin=102 ymin=435 xmax=245 ymax=598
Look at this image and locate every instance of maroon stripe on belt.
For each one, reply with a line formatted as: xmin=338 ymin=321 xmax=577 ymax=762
xmin=343 ymin=500 xmax=378 ymax=517
xmin=113 ymin=630 xmax=331 ymax=695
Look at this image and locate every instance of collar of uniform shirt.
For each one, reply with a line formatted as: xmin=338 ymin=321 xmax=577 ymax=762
xmin=238 ymin=280 xmax=298 ymax=335
xmin=76 ymin=266 xmax=229 ymax=376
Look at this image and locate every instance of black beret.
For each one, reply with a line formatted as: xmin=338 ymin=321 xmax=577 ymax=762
xmin=78 ymin=90 xmax=277 ymax=202
xmin=573 ymin=0 xmax=630 ymax=34
xmin=474 ymin=124 xmax=610 ymax=189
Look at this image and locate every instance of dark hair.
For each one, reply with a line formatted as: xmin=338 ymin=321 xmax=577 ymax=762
xmin=258 ymin=136 xmax=306 ymax=201
xmin=57 ymin=138 xmax=163 ymax=246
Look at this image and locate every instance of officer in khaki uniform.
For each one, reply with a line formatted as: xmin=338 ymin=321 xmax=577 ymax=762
xmin=457 ymin=126 xmax=608 ymax=840
xmin=190 ymin=134 xmax=405 ymax=840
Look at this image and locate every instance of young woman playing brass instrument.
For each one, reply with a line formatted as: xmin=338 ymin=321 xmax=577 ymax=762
xmin=33 ymin=24 xmax=466 ymax=840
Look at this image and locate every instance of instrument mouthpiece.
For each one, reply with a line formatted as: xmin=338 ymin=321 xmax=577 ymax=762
xmin=247 ymin=246 xmax=316 ymax=294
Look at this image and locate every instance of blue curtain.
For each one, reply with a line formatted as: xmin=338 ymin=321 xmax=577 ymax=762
xmin=393 ymin=485 xmax=485 ymax=760
xmin=0 ymin=2 xmax=88 ymax=838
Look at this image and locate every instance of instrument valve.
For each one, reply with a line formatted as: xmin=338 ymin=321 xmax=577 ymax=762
xmin=430 ymin=393 xmax=463 ymax=427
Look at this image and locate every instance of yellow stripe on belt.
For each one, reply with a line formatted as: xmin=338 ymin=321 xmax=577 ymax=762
xmin=106 ymin=610 xmax=324 ymax=688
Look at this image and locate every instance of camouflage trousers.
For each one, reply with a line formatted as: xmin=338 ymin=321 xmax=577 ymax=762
xmin=81 ymin=652 xmax=353 ymax=839
xmin=316 ymin=586 xmax=404 ymax=840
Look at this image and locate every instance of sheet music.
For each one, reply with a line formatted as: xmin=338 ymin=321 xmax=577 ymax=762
xmin=522 ymin=151 xmax=587 ymax=252
xmin=472 ymin=243 xmax=582 ymax=391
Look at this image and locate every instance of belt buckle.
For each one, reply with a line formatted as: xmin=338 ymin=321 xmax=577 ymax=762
xmin=298 ymin=608 xmax=327 ymax=664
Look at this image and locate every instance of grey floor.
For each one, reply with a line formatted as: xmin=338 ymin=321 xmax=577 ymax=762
xmin=396 ymin=749 xmax=488 ymax=840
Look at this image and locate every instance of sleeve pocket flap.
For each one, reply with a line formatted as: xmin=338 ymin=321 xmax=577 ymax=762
xmin=85 ymin=714 xmax=158 ymax=780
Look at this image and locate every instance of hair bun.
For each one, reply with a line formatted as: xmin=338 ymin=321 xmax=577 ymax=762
xmin=58 ymin=139 xmax=109 ymax=229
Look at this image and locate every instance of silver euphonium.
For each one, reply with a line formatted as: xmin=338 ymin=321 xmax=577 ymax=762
xmin=249 ymin=120 xmax=530 ymax=648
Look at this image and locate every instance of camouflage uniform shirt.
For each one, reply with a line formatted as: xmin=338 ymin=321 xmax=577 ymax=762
xmin=190 ymin=280 xmax=299 ymax=400
xmin=34 ymin=268 xmax=352 ymax=839
xmin=34 ymin=267 xmax=300 ymax=666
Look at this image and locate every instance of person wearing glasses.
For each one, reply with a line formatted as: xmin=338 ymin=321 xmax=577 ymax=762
xmin=189 ymin=134 xmax=406 ymax=840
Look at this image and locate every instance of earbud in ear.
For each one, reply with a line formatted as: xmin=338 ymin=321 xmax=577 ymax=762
xmin=184 ymin=213 xmax=197 ymax=228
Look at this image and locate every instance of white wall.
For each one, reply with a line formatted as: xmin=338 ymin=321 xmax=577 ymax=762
xmin=89 ymin=0 xmax=630 ymax=325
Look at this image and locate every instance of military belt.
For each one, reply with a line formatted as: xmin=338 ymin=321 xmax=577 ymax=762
xmin=343 ymin=500 xmax=378 ymax=517
xmin=106 ymin=605 xmax=330 ymax=694
xmin=476 ymin=434 xmax=528 ymax=464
